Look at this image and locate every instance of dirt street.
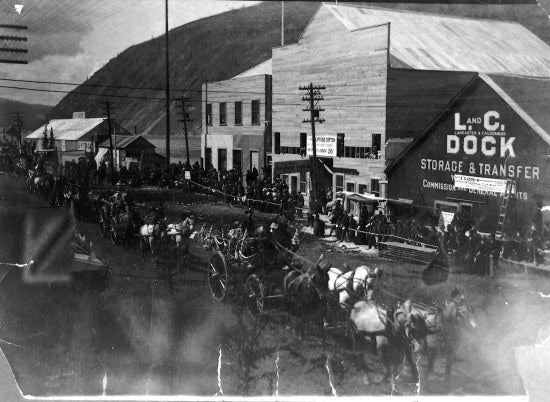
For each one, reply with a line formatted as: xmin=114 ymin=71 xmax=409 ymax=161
xmin=0 ymin=176 xmax=548 ymax=397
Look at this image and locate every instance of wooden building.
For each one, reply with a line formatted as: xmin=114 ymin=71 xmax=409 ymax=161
xmin=97 ymin=135 xmax=158 ymax=169
xmin=26 ymin=115 xmax=132 ymax=164
xmin=201 ymin=60 xmax=272 ymax=179
xmin=386 ymin=74 xmax=550 ymax=234
xmin=271 ymin=3 xmax=550 ymax=206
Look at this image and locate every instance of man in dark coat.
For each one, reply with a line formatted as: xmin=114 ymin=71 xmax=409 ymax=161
xmin=240 ymin=208 xmax=255 ymax=235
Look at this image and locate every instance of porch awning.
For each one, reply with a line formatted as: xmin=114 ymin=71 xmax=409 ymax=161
xmin=347 ymin=193 xmax=379 ymax=204
xmin=318 ymin=159 xmax=359 ymax=176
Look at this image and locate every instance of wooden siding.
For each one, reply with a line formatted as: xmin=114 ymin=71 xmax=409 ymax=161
xmin=272 ymin=22 xmax=388 ymax=152
xmin=202 ymin=75 xmax=268 ymax=167
xmin=272 ymin=14 xmax=389 ymax=193
xmin=201 ymin=75 xmax=267 ymax=137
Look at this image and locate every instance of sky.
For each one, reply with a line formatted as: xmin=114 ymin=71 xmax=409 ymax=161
xmin=0 ymin=0 xmax=260 ymax=106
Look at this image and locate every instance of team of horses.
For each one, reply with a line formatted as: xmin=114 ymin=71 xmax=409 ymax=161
xmin=278 ymin=251 xmax=477 ymax=390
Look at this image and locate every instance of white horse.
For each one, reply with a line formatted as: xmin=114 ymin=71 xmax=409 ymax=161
xmin=165 ymin=215 xmax=195 ymax=254
xmin=327 ymin=263 xmax=382 ymax=308
xmin=139 ymin=221 xmax=162 ymax=264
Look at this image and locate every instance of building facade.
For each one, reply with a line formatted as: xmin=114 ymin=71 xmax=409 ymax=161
xmin=26 ymin=116 xmax=132 ymax=164
xmin=270 ymin=3 xmax=550 ymax=207
xmin=386 ymin=74 xmax=550 ymax=234
xmin=201 ymin=70 xmax=272 ymax=179
xmin=272 ymin=5 xmax=388 ymax=203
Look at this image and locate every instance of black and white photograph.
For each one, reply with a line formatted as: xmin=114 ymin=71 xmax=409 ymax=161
xmin=0 ymin=0 xmax=549 ymax=400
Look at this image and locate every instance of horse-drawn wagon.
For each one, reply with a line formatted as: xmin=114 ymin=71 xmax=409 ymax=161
xmin=207 ymin=225 xmax=312 ymax=316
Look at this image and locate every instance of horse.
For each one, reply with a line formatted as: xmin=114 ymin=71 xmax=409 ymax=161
xmin=401 ymin=290 xmax=476 ymax=386
xmin=110 ymin=210 xmax=135 ymax=249
xmin=281 ymin=255 xmax=329 ymax=336
xmin=326 ymin=263 xmax=382 ymax=308
xmin=349 ymin=299 xmax=427 ymax=388
xmin=165 ymin=215 xmax=196 ymax=255
xmin=138 ymin=207 xmax=164 ymax=265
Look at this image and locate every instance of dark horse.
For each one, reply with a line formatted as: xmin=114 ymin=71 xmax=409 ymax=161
xmin=281 ymin=255 xmax=329 ymax=336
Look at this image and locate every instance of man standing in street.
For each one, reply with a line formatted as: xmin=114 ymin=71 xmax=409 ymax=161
xmin=241 ymin=208 xmax=255 ymax=236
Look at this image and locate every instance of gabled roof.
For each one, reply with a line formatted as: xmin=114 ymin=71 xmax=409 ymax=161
xmin=481 ymin=74 xmax=550 ymax=146
xmin=99 ymin=135 xmax=154 ymax=149
xmin=385 ymin=73 xmax=480 ymax=175
xmin=385 ymin=73 xmax=550 ymax=175
xmin=322 ymin=3 xmax=550 ymax=77
xmin=26 ymin=118 xmax=106 ymax=141
xmin=386 ymin=69 xmax=478 ymax=139
xmin=233 ymin=58 xmax=272 ymax=79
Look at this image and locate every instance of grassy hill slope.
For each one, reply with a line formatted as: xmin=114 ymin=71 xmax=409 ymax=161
xmin=50 ymin=2 xmax=320 ymax=138
xmin=0 ymin=98 xmax=51 ymax=133
xmin=50 ymin=1 xmax=550 ymax=141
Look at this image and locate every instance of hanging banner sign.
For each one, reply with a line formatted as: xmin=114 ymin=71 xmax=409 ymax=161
xmin=307 ymin=135 xmax=336 ymax=157
xmin=454 ymin=174 xmax=507 ymax=194
xmin=439 ymin=211 xmax=455 ymax=230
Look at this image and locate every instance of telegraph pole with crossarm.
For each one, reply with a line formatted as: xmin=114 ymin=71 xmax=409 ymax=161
xmin=175 ymin=94 xmax=193 ymax=167
xmin=300 ymin=83 xmax=325 ymax=208
xmin=101 ymin=101 xmax=116 ymax=185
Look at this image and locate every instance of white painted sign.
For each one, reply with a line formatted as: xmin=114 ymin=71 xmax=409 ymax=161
xmin=77 ymin=141 xmax=92 ymax=151
xmin=72 ymin=111 xmax=86 ymax=119
xmin=184 ymin=171 xmax=191 ymax=180
xmin=448 ymin=111 xmax=515 ymax=157
xmin=307 ymin=135 xmax=336 ymax=157
xmin=454 ymin=174 xmax=507 ymax=194
xmin=439 ymin=211 xmax=455 ymax=230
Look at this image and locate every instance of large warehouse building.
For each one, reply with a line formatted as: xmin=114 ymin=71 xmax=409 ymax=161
xmin=270 ymin=3 xmax=550 ymax=214
xmin=386 ymin=73 xmax=550 ymax=234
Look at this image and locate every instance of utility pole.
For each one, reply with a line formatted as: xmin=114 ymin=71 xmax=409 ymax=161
xmin=204 ymin=80 xmax=208 ymax=169
xmin=300 ymin=83 xmax=325 ymax=207
xmin=12 ymin=112 xmax=24 ymax=151
xmin=101 ymin=101 xmax=115 ymax=186
xmin=164 ymin=0 xmax=171 ymax=169
xmin=175 ymin=93 xmax=193 ymax=167
xmin=281 ymin=1 xmax=284 ymax=46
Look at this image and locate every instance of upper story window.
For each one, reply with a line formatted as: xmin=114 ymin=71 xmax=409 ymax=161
xmin=206 ymin=103 xmax=212 ymax=126
xmin=274 ymin=132 xmax=281 ymax=154
xmin=300 ymin=132 xmax=307 ymax=156
xmin=251 ymin=100 xmax=260 ymax=125
xmin=234 ymin=101 xmax=242 ymax=125
xmin=219 ymin=102 xmax=227 ymax=126
xmin=336 ymin=133 xmax=345 ymax=157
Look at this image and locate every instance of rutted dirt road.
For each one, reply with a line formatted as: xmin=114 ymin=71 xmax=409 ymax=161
xmin=0 ymin=176 xmax=547 ymax=397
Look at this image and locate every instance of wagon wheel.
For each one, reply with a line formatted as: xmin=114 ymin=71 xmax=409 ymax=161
xmin=245 ymin=274 xmax=265 ymax=317
xmin=208 ymin=252 xmax=228 ymax=300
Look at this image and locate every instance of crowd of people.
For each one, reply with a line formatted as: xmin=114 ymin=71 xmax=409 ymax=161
xmin=186 ymin=163 xmax=305 ymax=221
xmin=307 ymin=196 xmax=548 ymax=275
xmin=3 ymin=137 xmax=548 ymax=275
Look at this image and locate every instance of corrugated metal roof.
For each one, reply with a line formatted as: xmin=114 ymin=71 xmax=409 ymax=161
xmin=233 ymin=59 xmax=272 ymax=79
xmin=26 ymin=118 xmax=105 ymax=141
xmin=324 ymin=4 xmax=550 ymax=77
